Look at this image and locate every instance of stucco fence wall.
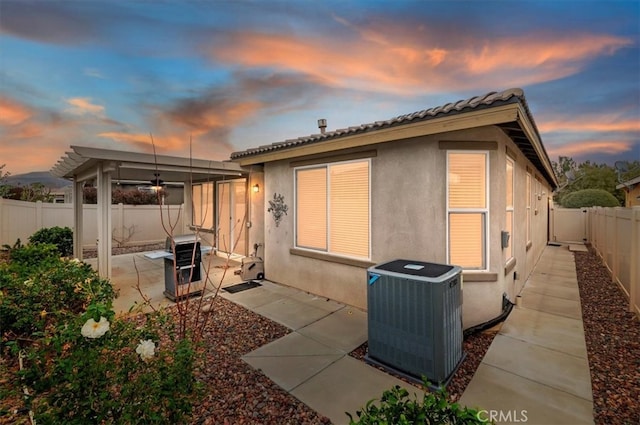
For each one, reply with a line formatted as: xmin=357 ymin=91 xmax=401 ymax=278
xmin=0 ymin=198 xmax=184 ymax=249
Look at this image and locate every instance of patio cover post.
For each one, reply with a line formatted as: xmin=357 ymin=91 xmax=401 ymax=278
xmin=72 ymin=179 xmax=84 ymax=260
xmin=96 ymin=163 xmax=112 ymax=279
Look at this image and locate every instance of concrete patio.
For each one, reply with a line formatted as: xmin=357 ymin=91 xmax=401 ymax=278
xmin=98 ymin=244 xmax=594 ymax=424
xmin=84 ymin=250 xmax=245 ymax=315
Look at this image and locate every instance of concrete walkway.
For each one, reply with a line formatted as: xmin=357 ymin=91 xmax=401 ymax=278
xmin=460 ymin=244 xmax=594 ymax=424
xmin=220 ymin=280 xmax=421 ymax=424
xmin=103 ymin=245 xmax=594 ymax=424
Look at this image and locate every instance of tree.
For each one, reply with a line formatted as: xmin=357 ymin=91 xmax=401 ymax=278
xmin=616 ymin=160 xmax=640 ymax=182
xmin=552 ymin=157 xmax=623 ymax=206
xmin=82 ymin=187 xmax=168 ymax=205
xmin=20 ymin=182 xmax=54 ymax=202
xmin=0 ymin=164 xmax=10 ymax=198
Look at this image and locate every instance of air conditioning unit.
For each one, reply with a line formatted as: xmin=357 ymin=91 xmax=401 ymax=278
xmin=366 ymin=259 xmax=463 ymax=385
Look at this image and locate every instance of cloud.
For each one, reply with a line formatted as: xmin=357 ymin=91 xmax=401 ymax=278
xmin=539 ymin=116 xmax=640 ymax=133
xmin=97 ymin=132 xmax=186 ymax=151
xmin=546 ymin=140 xmax=634 ymax=158
xmin=84 ymin=68 xmax=107 ymax=79
xmin=209 ymin=19 xmax=633 ymax=95
xmin=120 ymin=71 xmax=330 ymax=158
xmin=0 ymin=95 xmax=124 ymax=173
xmin=0 ymin=1 xmax=99 ymax=45
xmin=0 ymin=96 xmax=32 ymax=125
xmin=65 ymin=97 xmax=105 ymax=116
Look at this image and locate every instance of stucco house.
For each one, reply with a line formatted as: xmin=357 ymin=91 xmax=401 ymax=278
xmin=52 ymin=87 xmax=557 ymax=330
xmin=231 ymin=88 xmax=557 ymax=329
xmin=617 ymin=175 xmax=640 ymax=207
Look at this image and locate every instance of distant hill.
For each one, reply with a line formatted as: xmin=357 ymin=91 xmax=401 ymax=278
xmin=4 ymin=171 xmax=72 ymax=189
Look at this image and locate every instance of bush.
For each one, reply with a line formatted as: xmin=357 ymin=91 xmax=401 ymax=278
xmin=24 ymin=311 xmax=199 ymax=424
xmin=347 ymin=380 xmax=488 ymax=424
xmin=1 ymin=247 xmax=200 ymax=424
xmin=29 ymin=226 xmax=74 ymax=257
xmin=83 ymin=187 xmax=166 ymax=205
xmin=561 ymin=189 xmax=620 ymax=208
xmin=0 ymin=246 xmax=115 ymax=339
xmin=7 ymin=243 xmax=59 ymax=271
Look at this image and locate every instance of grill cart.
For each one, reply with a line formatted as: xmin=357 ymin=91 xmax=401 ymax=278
xmin=163 ymin=235 xmax=203 ymax=301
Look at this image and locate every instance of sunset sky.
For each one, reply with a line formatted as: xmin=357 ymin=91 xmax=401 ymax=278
xmin=1 ymin=0 xmax=638 ymax=175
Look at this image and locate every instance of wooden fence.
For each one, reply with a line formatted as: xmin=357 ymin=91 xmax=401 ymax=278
xmin=587 ymin=206 xmax=640 ymax=318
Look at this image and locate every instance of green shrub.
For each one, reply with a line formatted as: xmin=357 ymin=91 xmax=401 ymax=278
xmin=561 ymin=189 xmax=620 ymax=208
xmin=7 ymin=243 xmax=60 ymax=271
xmin=347 ymin=380 xmax=488 ymax=424
xmin=24 ymin=311 xmax=199 ymax=424
xmin=2 ymin=247 xmax=200 ymax=424
xmin=29 ymin=226 xmax=74 ymax=257
xmin=0 ymin=246 xmax=115 ymax=339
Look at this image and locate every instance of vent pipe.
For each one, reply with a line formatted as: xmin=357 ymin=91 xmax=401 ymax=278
xmin=317 ymin=118 xmax=327 ymax=134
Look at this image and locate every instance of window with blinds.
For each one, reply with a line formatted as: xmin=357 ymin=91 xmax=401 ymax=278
xmin=295 ymin=160 xmax=370 ymax=259
xmin=447 ymin=152 xmax=488 ymax=269
xmin=296 ymin=167 xmax=327 ymax=250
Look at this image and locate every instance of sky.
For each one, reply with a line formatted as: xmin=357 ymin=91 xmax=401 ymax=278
xmin=0 ymin=0 xmax=638 ymax=175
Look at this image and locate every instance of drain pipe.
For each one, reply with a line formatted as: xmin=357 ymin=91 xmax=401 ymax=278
xmin=463 ymin=293 xmax=515 ymax=338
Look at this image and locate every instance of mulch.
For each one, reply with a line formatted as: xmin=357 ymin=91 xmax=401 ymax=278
xmin=349 ymin=331 xmax=497 ymax=402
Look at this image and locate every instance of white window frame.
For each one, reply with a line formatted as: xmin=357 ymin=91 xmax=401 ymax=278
xmin=446 ymin=151 xmax=490 ymax=271
xmin=505 ymin=156 xmax=515 ymax=262
xmin=191 ymin=182 xmax=214 ymax=230
xmin=294 ymin=158 xmax=371 ymax=260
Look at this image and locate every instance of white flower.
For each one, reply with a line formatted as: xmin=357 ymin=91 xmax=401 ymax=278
xmin=81 ymin=317 xmax=110 ymax=339
xmin=136 ymin=339 xmax=156 ymax=362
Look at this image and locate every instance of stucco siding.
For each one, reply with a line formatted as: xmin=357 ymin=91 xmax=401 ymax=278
xmin=371 ymin=136 xmax=446 ymax=263
xmin=260 ymin=126 xmax=552 ymax=328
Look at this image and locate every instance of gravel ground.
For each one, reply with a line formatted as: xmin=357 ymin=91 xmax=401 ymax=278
xmin=188 ymin=296 xmax=331 ymax=424
xmin=575 ymin=248 xmax=640 ymax=425
xmin=349 ymin=327 xmax=497 ymax=402
xmin=82 ymin=242 xmax=165 ymax=259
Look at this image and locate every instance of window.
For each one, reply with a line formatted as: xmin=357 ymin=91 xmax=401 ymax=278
xmin=526 ymin=172 xmax=531 ymax=245
xmin=192 ymin=182 xmax=214 ymax=229
xmin=505 ymin=157 xmax=514 ymax=262
xmin=447 ymin=152 xmax=488 ymax=270
xmin=295 ymin=160 xmax=370 ymax=259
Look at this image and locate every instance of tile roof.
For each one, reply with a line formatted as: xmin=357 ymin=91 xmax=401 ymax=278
xmin=231 ymin=88 xmax=534 ymax=160
xmin=230 ymin=87 xmax=557 ymax=188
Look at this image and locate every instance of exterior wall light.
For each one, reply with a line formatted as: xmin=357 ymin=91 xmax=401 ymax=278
xmin=253 ymin=184 xmax=260 ymax=193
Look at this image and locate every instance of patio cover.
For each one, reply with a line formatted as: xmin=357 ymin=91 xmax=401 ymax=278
xmin=50 ymin=145 xmax=247 ymax=279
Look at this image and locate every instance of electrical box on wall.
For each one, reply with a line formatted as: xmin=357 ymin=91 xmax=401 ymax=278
xmin=501 ymin=230 xmax=510 ymax=249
